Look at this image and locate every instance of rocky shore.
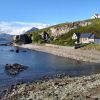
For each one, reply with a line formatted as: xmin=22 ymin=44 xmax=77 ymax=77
xmin=1 ymin=73 xmax=100 ymax=100
xmin=1 ymin=44 xmax=100 ymax=100
xmin=16 ymin=44 xmax=100 ymax=63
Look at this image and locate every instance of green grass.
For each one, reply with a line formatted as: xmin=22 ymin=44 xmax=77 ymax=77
xmin=81 ymin=44 xmax=100 ymax=51
xmin=52 ymin=18 xmax=100 ymax=46
xmin=26 ymin=18 xmax=100 ymax=46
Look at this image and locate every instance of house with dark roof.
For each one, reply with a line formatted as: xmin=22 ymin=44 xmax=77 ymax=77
xmin=72 ymin=33 xmax=95 ymax=44
xmin=91 ymin=14 xmax=100 ymax=19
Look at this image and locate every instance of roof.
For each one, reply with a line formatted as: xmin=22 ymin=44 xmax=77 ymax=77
xmin=74 ymin=33 xmax=95 ymax=39
xmin=80 ymin=33 xmax=95 ymax=39
xmin=89 ymin=34 xmax=95 ymax=39
xmin=75 ymin=33 xmax=81 ymax=38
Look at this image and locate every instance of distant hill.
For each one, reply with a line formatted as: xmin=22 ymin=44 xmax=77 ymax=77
xmin=0 ymin=33 xmax=13 ymax=44
xmin=0 ymin=33 xmax=12 ymax=37
xmin=26 ymin=27 xmax=38 ymax=33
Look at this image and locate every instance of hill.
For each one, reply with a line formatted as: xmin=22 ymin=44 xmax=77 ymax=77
xmin=26 ymin=27 xmax=38 ymax=33
xmin=0 ymin=33 xmax=13 ymax=45
xmin=24 ymin=18 xmax=100 ymax=45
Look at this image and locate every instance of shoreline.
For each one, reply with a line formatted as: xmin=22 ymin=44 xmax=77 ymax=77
xmin=16 ymin=43 xmax=100 ymax=63
xmin=1 ymin=44 xmax=100 ymax=99
xmin=1 ymin=73 xmax=100 ymax=100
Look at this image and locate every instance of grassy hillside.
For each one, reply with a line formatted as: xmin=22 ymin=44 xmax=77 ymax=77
xmin=52 ymin=18 xmax=100 ymax=46
xmin=27 ymin=18 xmax=100 ymax=46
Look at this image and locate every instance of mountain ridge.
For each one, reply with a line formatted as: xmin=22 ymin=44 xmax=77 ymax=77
xmin=26 ymin=27 xmax=38 ymax=33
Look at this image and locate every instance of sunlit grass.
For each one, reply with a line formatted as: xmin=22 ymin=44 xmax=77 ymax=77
xmin=81 ymin=44 xmax=100 ymax=50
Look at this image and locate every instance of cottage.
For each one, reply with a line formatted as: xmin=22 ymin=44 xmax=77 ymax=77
xmin=72 ymin=33 xmax=95 ymax=44
xmin=91 ymin=14 xmax=100 ymax=19
xmin=80 ymin=33 xmax=95 ymax=43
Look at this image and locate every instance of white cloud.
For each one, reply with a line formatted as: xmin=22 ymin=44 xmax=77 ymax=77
xmin=0 ymin=21 xmax=50 ymax=35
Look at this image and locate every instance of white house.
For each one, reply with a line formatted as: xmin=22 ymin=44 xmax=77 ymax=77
xmin=72 ymin=33 xmax=95 ymax=44
xmin=91 ymin=14 xmax=100 ymax=19
xmin=79 ymin=33 xmax=95 ymax=43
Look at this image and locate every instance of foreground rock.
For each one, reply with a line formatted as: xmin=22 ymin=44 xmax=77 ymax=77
xmin=5 ymin=63 xmax=28 ymax=75
xmin=1 ymin=74 xmax=100 ymax=100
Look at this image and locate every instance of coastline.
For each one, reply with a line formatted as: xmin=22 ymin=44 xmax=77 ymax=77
xmin=1 ymin=43 xmax=100 ymax=99
xmin=1 ymin=73 xmax=100 ymax=100
xmin=15 ymin=43 xmax=100 ymax=63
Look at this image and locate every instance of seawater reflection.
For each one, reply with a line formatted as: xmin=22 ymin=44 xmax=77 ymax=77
xmin=0 ymin=46 xmax=100 ymax=89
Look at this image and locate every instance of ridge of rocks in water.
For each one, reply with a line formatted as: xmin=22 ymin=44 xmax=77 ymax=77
xmin=5 ymin=63 xmax=28 ymax=75
xmin=0 ymin=42 xmax=13 ymax=46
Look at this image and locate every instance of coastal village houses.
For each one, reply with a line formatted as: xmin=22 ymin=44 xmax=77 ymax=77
xmin=72 ymin=33 xmax=100 ymax=44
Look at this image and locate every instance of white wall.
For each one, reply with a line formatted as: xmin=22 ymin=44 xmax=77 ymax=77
xmin=80 ymin=38 xmax=95 ymax=43
xmin=91 ymin=14 xmax=100 ymax=19
xmin=72 ymin=33 xmax=77 ymax=40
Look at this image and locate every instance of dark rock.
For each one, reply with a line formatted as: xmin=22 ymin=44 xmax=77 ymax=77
xmin=10 ymin=49 xmax=14 ymax=52
xmin=54 ymin=82 xmax=59 ymax=85
xmin=16 ymin=49 xmax=19 ymax=53
xmin=56 ymin=73 xmax=66 ymax=78
xmin=22 ymin=50 xmax=27 ymax=52
xmin=86 ymin=95 xmax=90 ymax=98
xmin=5 ymin=63 xmax=28 ymax=75
xmin=95 ymin=98 xmax=99 ymax=100
xmin=15 ymin=34 xmax=32 ymax=44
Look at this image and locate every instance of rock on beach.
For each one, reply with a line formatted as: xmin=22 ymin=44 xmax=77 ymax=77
xmin=5 ymin=63 xmax=28 ymax=75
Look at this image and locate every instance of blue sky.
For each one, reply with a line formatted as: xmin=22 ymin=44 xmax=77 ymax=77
xmin=0 ymin=0 xmax=100 ymax=24
xmin=0 ymin=0 xmax=100 ymax=35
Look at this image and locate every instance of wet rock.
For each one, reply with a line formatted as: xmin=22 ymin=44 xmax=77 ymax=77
xmin=16 ymin=49 xmax=19 ymax=53
xmin=22 ymin=50 xmax=27 ymax=52
xmin=56 ymin=73 xmax=66 ymax=78
xmin=0 ymin=43 xmax=12 ymax=46
xmin=10 ymin=49 xmax=15 ymax=52
xmin=5 ymin=63 xmax=28 ymax=75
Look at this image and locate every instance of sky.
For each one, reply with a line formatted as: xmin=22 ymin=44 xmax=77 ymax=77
xmin=0 ymin=0 xmax=100 ymax=34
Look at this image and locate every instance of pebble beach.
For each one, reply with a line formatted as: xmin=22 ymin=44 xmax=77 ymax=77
xmin=17 ymin=44 xmax=100 ymax=63
xmin=1 ymin=43 xmax=100 ymax=100
xmin=1 ymin=73 xmax=100 ymax=100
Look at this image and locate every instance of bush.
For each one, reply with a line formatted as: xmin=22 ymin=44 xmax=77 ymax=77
xmin=32 ymin=33 xmax=42 ymax=42
xmin=38 ymin=39 xmax=45 ymax=44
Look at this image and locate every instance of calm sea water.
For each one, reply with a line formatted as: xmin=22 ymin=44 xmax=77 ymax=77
xmin=0 ymin=45 xmax=100 ymax=90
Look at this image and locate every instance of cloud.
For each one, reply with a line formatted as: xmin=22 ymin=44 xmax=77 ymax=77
xmin=0 ymin=21 xmax=50 ymax=35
